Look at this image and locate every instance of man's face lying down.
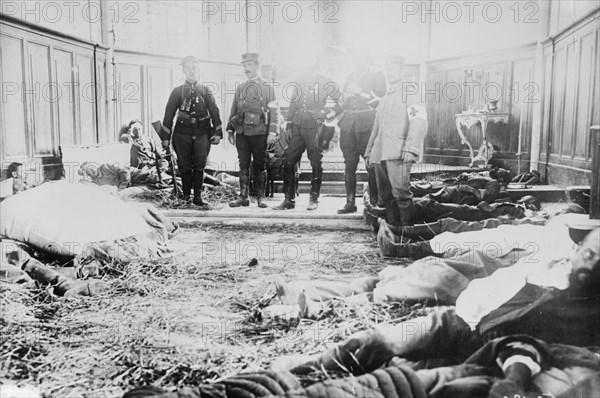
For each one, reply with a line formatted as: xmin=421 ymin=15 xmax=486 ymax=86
xmin=569 ymin=228 xmax=600 ymax=296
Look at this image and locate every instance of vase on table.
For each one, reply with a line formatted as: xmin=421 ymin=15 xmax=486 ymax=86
xmin=486 ymin=100 xmax=499 ymax=112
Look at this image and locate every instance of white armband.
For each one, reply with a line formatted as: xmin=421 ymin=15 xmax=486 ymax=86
xmin=501 ymin=355 xmax=541 ymax=377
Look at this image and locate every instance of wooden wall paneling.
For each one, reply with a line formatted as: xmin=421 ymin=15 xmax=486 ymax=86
xmin=593 ymin=29 xmax=600 ymax=160
xmin=27 ymin=41 xmax=55 ymax=155
xmin=116 ymin=63 xmax=144 ymax=133
xmin=53 ymin=49 xmax=76 ymax=146
xmin=74 ymin=53 xmax=95 ymax=145
xmin=550 ymin=46 xmax=567 ymax=156
xmin=574 ymin=30 xmax=596 ymax=160
xmin=443 ymin=68 xmax=463 ymax=151
xmin=541 ymin=49 xmax=553 ymax=160
xmin=0 ymin=34 xmax=28 ymax=158
xmin=95 ymin=52 xmax=108 ymax=143
xmin=485 ymin=61 xmax=509 ymax=153
xmin=561 ymin=41 xmax=578 ymax=157
xmin=147 ymin=66 xmax=173 ymax=136
xmin=511 ymin=59 xmax=535 ymax=156
xmin=425 ymin=70 xmax=442 ymax=151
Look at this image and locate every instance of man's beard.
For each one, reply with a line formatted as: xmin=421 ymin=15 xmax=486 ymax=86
xmin=569 ymin=262 xmax=600 ymax=297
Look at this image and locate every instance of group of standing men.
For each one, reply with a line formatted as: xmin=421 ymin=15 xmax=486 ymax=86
xmin=160 ymin=52 xmax=428 ymax=226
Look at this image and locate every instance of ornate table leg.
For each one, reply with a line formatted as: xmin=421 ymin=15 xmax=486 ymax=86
xmin=481 ymin=119 xmax=488 ymax=168
xmin=455 ymin=119 xmax=475 ymax=167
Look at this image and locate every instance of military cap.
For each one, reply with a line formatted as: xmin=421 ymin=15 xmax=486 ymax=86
xmin=384 ymin=55 xmax=405 ymax=67
xmin=181 ymin=55 xmax=198 ymax=66
xmin=241 ymin=53 xmax=260 ymax=64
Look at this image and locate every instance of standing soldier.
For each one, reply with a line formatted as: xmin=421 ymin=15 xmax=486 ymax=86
xmin=365 ymin=55 xmax=428 ymax=227
xmin=161 ymin=56 xmax=222 ymax=206
xmin=273 ymin=60 xmax=342 ymax=211
xmin=227 ymin=53 xmax=278 ymax=208
xmin=336 ymin=53 xmax=387 ymax=214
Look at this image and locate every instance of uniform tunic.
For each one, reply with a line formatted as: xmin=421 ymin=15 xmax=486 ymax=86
xmin=161 ymin=80 xmax=222 ymax=189
xmin=365 ymin=84 xmax=428 ymax=208
xmin=284 ymin=73 xmax=342 ymax=169
xmin=229 ymin=76 xmax=279 ymax=171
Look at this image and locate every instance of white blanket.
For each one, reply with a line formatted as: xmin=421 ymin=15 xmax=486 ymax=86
xmin=0 ymin=181 xmax=151 ymax=257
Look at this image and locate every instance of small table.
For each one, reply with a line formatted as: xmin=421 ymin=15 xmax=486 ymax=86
xmin=455 ymin=112 xmax=509 ymax=167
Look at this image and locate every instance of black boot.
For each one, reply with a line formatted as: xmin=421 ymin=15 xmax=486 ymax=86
xmin=387 ymin=220 xmax=441 ymax=241
xmin=229 ymin=169 xmax=250 ymax=207
xmin=377 ymin=219 xmax=436 ymax=259
xmin=192 ymin=170 xmax=207 ymax=207
xmin=366 ymin=166 xmax=378 ymax=206
xmin=385 ymin=203 xmax=403 ymax=227
xmin=273 ymin=164 xmax=296 ymax=210
xmin=339 ymin=170 xmax=358 ymax=214
xmin=397 ymin=202 xmax=415 ymax=226
xmin=256 ymin=170 xmax=268 ymax=208
xmin=338 ymin=194 xmax=357 ymax=214
xmin=307 ymin=167 xmax=322 ymax=211
xmin=181 ymin=171 xmax=192 ymax=201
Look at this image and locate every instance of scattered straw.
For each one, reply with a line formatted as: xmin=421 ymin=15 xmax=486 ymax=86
xmin=132 ymin=185 xmax=239 ymax=209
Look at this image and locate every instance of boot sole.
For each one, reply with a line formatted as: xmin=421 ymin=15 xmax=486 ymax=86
xmin=229 ymin=202 xmax=250 ymax=207
xmin=337 ymin=207 xmax=357 ymax=214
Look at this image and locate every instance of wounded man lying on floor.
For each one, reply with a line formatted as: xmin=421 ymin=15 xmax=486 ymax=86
xmin=125 ymin=227 xmax=600 ymax=398
xmin=270 ymin=216 xmax=578 ymax=318
xmin=0 ymin=180 xmax=176 ymax=265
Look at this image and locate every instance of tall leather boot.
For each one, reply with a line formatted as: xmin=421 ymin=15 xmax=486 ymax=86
xmin=229 ymin=169 xmax=250 ymax=207
xmin=307 ymin=167 xmax=322 ymax=210
xmin=385 ymin=203 xmax=403 ymax=227
xmin=367 ymin=166 xmax=378 ymax=206
xmin=397 ymin=202 xmax=416 ymax=226
xmin=256 ymin=170 xmax=268 ymax=208
xmin=338 ymin=172 xmax=357 ymax=214
xmin=273 ymin=164 xmax=296 ymax=210
xmin=181 ymin=171 xmax=193 ymax=201
xmin=192 ymin=170 xmax=207 ymax=207
xmin=387 ymin=220 xmax=442 ymax=241
xmin=377 ymin=219 xmax=437 ymax=259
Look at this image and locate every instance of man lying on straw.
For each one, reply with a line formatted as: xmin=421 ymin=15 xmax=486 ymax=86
xmin=270 ymin=215 xmax=578 ymax=319
xmin=124 ymin=227 xmax=599 ymax=398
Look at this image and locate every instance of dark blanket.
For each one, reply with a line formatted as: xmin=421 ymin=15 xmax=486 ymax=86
xmin=123 ymin=366 xmax=426 ymax=398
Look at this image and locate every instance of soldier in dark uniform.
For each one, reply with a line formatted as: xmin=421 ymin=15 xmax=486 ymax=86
xmin=227 ymin=53 xmax=278 ymax=208
xmin=337 ymin=54 xmax=387 ymax=214
xmin=273 ymin=62 xmax=342 ymax=211
xmin=160 ymin=56 xmax=222 ymax=206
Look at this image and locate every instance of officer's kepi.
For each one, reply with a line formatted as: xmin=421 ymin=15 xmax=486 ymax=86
xmin=241 ymin=53 xmax=260 ymax=64
xmin=384 ymin=55 xmax=405 ymax=67
xmin=181 ymin=55 xmax=199 ymax=66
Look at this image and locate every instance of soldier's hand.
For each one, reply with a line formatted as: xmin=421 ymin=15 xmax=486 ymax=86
xmin=285 ymin=122 xmax=292 ymax=133
xmin=267 ymin=132 xmax=277 ymax=146
xmin=364 ymin=155 xmax=371 ymax=168
xmin=228 ymin=132 xmax=236 ymax=146
xmin=210 ymin=136 xmax=221 ymax=145
xmin=402 ymin=151 xmax=418 ymax=163
xmin=158 ymin=159 xmax=169 ymax=171
xmin=161 ymin=139 xmax=170 ymax=149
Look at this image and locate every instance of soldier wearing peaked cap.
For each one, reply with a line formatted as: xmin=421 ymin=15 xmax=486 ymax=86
xmin=160 ymin=55 xmax=222 ymax=207
xmin=365 ymin=55 xmax=428 ymax=227
xmin=227 ymin=53 xmax=279 ymax=208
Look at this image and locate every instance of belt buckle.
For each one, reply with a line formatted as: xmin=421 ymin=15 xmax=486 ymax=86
xmin=191 ymin=117 xmax=197 ymax=124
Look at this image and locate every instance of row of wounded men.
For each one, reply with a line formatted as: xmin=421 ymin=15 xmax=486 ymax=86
xmin=125 ymin=210 xmax=599 ymax=397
